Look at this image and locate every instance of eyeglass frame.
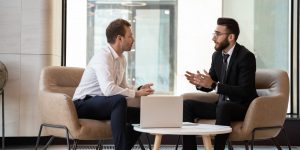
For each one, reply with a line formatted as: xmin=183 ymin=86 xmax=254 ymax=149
xmin=212 ymin=32 xmax=231 ymax=38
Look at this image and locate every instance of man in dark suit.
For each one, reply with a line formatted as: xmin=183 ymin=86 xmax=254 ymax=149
xmin=183 ymin=17 xmax=258 ymax=150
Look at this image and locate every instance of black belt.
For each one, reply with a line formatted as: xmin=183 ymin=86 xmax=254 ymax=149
xmin=75 ymin=95 xmax=93 ymax=102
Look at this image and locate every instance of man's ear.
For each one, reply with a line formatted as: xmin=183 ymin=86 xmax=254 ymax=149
xmin=117 ymin=35 xmax=122 ymax=41
xmin=228 ymin=34 xmax=235 ymax=41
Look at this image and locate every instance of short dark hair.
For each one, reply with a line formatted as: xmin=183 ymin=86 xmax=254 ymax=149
xmin=106 ymin=19 xmax=131 ymax=44
xmin=217 ymin=17 xmax=240 ymax=40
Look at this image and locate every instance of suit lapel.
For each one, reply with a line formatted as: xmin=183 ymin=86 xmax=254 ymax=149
xmin=225 ymin=43 xmax=240 ymax=83
xmin=216 ymin=52 xmax=223 ymax=81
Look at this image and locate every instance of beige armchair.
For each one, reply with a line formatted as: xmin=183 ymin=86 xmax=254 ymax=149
xmin=35 ymin=66 xmax=145 ymax=149
xmin=181 ymin=69 xmax=291 ymax=150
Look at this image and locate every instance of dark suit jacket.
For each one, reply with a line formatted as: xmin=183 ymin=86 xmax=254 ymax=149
xmin=198 ymin=43 xmax=258 ymax=106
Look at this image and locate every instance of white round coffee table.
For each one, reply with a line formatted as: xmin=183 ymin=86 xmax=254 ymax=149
xmin=133 ymin=123 xmax=232 ymax=150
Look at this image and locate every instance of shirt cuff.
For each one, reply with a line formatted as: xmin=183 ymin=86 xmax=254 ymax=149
xmin=127 ymin=89 xmax=136 ymax=98
xmin=137 ymin=85 xmax=143 ymax=90
xmin=215 ymin=82 xmax=219 ymax=92
xmin=196 ymin=86 xmax=202 ymax=90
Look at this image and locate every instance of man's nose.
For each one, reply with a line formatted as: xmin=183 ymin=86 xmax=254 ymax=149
xmin=212 ymin=36 xmax=216 ymax=41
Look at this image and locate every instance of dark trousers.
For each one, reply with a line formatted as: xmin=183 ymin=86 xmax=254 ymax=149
xmin=73 ymin=95 xmax=141 ymax=150
xmin=182 ymin=100 xmax=248 ymax=150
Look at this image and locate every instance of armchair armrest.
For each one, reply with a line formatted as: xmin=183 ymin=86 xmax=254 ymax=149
xmin=39 ymin=91 xmax=81 ymax=132
xmin=181 ymin=92 xmax=218 ymax=103
xmin=241 ymin=95 xmax=288 ymax=136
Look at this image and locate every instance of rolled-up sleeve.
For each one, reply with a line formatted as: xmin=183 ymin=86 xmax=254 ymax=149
xmin=92 ymin=51 xmax=136 ymax=98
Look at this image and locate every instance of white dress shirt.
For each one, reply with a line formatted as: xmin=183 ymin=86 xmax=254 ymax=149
xmin=72 ymin=44 xmax=136 ymax=101
xmin=223 ymin=44 xmax=235 ymax=68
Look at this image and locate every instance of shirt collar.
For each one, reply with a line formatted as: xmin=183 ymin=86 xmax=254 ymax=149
xmin=223 ymin=43 xmax=235 ymax=56
xmin=107 ymin=44 xmax=121 ymax=60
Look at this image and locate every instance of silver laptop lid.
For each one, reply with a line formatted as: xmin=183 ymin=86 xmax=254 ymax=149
xmin=140 ymin=95 xmax=183 ymax=128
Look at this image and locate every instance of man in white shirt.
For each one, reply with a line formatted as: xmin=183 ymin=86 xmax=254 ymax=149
xmin=73 ymin=19 xmax=154 ymax=150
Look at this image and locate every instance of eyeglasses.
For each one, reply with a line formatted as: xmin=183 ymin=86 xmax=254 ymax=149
xmin=212 ymin=32 xmax=231 ymax=37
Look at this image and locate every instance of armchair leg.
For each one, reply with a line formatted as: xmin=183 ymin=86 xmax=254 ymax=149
xmin=251 ymin=126 xmax=283 ymax=150
xmin=96 ymin=140 xmax=103 ymax=150
xmin=35 ymin=123 xmax=71 ymax=150
xmin=270 ymin=138 xmax=282 ymax=150
xmin=44 ymin=136 xmax=55 ymax=149
xmin=137 ymin=133 xmax=152 ymax=150
xmin=251 ymin=126 xmax=291 ymax=150
xmin=64 ymin=128 xmax=70 ymax=150
xmin=35 ymin=124 xmax=44 ymax=150
xmin=281 ymin=127 xmax=292 ymax=150
xmin=146 ymin=133 xmax=152 ymax=150
xmin=138 ymin=138 xmax=146 ymax=150
xmin=175 ymin=135 xmax=181 ymax=150
xmin=244 ymin=140 xmax=249 ymax=150
xmin=72 ymin=139 xmax=78 ymax=150
xmin=251 ymin=129 xmax=256 ymax=150
xmin=227 ymin=140 xmax=234 ymax=150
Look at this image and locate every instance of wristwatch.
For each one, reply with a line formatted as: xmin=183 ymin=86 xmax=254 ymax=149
xmin=211 ymin=82 xmax=217 ymax=90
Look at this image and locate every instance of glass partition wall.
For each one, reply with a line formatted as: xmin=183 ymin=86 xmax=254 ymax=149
xmin=65 ymin=0 xmax=299 ymax=115
xmin=223 ymin=0 xmax=296 ymax=115
xmin=68 ymin=0 xmax=176 ymax=94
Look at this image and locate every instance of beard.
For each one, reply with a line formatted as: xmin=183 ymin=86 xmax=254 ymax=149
xmin=214 ymin=38 xmax=230 ymax=51
xmin=121 ymin=44 xmax=132 ymax=51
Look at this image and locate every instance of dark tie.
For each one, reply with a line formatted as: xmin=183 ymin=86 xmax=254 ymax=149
xmin=218 ymin=54 xmax=230 ymax=103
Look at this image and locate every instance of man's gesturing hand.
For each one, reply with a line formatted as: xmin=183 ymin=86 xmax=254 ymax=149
xmin=135 ymin=83 xmax=154 ymax=97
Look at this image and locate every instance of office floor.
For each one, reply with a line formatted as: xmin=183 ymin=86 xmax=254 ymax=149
xmin=5 ymin=145 xmax=300 ymax=150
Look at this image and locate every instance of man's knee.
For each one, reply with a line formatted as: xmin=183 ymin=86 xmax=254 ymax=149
xmin=111 ymin=95 xmax=127 ymax=108
xmin=183 ymin=100 xmax=195 ymax=110
xmin=216 ymin=102 xmax=232 ymax=125
xmin=183 ymin=100 xmax=196 ymax=122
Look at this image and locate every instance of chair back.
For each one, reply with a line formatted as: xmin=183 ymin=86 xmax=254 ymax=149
xmin=39 ymin=66 xmax=84 ymax=137
xmin=39 ymin=66 xmax=113 ymax=140
xmin=230 ymin=69 xmax=289 ymax=141
xmin=40 ymin=66 xmax=84 ymax=97
xmin=255 ymin=69 xmax=289 ymax=98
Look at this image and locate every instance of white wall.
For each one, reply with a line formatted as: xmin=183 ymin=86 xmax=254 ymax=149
xmin=176 ymin=0 xmax=222 ymax=95
xmin=0 ymin=0 xmax=61 ymax=136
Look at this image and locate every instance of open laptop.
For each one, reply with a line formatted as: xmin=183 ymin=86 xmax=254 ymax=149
xmin=139 ymin=95 xmax=183 ymax=128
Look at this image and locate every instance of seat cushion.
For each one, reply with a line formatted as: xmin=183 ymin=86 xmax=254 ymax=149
xmin=76 ymin=119 xmax=112 ymax=140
